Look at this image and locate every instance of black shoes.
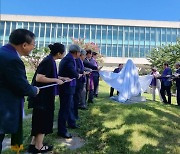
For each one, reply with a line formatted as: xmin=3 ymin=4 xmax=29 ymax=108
xmin=58 ymin=132 xmax=72 ymax=139
xmin=28 ymin=144 xmax=53 ymax=153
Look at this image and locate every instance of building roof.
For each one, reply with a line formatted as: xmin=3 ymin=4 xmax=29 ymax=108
xmin=1 ymin=14 xmax=180 ymax=28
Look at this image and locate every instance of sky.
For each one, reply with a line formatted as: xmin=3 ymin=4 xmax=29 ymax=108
xmin=1 ymin=0 xmax=180 ymax=21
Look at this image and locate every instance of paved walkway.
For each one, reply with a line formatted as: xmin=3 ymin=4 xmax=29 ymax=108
xmin=2 ymin=114 xmax=85 ymax=152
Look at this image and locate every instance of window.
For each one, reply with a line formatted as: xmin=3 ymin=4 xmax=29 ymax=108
xmin=118 ymin=45 xmax=122 ymax=57
xmin=124 ymin=45 xmax=128 ymax=57
xmin=112 ymin=45 xmax=117 ymax=57
xmin=100 ymin=44 xmax=106 ymax=56
xmin=5 ymin=22 xmax=11 ymax=36
xmin=80 ymin=24 xmax=85 ymax=38
xmin=85 ymin=25 xmax=90 ymax=40
xmin=129 ymin=45 xmax=133 ymax=57
xmin=166 ymin=28 xmax=171 ymax=42
xmin=34 ymin=23 xmax=40 ymax=37
xmin=68 ymin=24 xmax=73 ymax=38
xmin=40 ymin=23 xmax=45 ymax=38
xmin=107 ymin=44 xmax=111 ymax=57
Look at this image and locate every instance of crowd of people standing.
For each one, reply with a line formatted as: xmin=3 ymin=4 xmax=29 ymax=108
xmin=0 ymin=28 xmax=179 ymax=153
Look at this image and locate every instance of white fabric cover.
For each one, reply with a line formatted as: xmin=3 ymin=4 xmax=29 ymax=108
xmin=99 ymin=59 xmax=153 ymax=102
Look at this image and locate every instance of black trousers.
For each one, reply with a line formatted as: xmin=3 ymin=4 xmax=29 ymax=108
xmin=160 ymin=83 xmax=171 ymax=104
xmin=110 ymin=87 xmax=119 ymax=97
xmin=74 ymin=82 xmax=84 ymax=119
xmin=93 ymin=75 xmax=99 ymax=95
xmin=177 ymin=86 xmax=180 ymax=106
xmin=0 ymin=134 xmax=5 ymax=154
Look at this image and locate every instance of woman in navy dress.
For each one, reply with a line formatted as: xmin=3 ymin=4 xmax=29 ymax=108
xmin=28 ymin=43 xmax=65 ymax=153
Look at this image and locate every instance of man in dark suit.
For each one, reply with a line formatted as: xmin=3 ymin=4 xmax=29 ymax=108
xmin=174 ymin=62 xmax=180 ymax=106
xmin=0 ymin=29 xmax=39 ymax=153
xmin=58 ymin=44 xmax=82 ymax=138
xmin=160 ymin=62 xmax=172 ymax=104
xmin=110 ymin=64 xmax=123 ymax=97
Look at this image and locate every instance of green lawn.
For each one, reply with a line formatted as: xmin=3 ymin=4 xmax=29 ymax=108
xmin=3 ymin=74 xmax=180 ymax=154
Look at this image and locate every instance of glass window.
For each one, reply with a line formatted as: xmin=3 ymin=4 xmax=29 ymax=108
xmin=166 ymin=28 xmax=171 ymax=42
xmin=145 ymin=28 xmax=150 ymax=41
xmin=107 ymin=44 xmax=111 ymax=57
xmin=68 ymin=24 xmax=73 ymax=38
xmin=118 ymin=30 xmax=123 ymax=44
xmin=140 ymin=46 xmax=145 ymax=57
xmin=129 ymin=45 xmax=133 ymax=57
xmin=63 ymin=24 xmax=68 ymax=38
xmin=5 ymin=22 xmax=11 ymax=36
xmin=113 ymin=26 xmax=118 ymax=41
xmin=172 ymin=29 xmax=177 ymax=42
xmin=135 ymin=27 xmax=139 ymax=41
xmin=23 ymin=22 xmax=28 ymax=30
xmin=73 ymin=24 xmax=79 ymax=38
xmin=100 ymin=44 xmax=106 ymax=56
xmin=129 ymin=28 xmax=134 ymax=41
xmin=34 ymin=23 xmax=40 ymax=37
xmin=51 ymin=23 xmax=57 ymax=39
xmin=57 ymin=24 xmax=62 ymax=39
xmin=118 ymin=45 xmax=122 ymax=57
xmin=112 ymin=45 xmax=117 ymax=57
xmin=102 ymin=26 xmax=107 ymax=44
xmin=156 ymin=28 xmax=161 ymax=43
xmin=91 ymin=25 xmax=96 ymax=41
xmin=107 ymin=26 xmax=112 ymax=40
xmin=46 ymin=23 xmax=51 ymax=38
xmin=162 ymin=28 xmax=166 ymax=42
xmin=80 ymin=24 xmax=85 ymax=38
xmin=124 ymin=45 xmax=128 ymax=57
xmin=0 ymin=21 xmax=5 ymax=36
xmin=134 ymin=46 xmax=139 ymax=57
xmin=29 ymin=22 xmax=34 ymax=33
xmin=85 ymin=25 xmax=90 ymax=40
xmin=40 ymin=23 xmax=45 ymax=37
xmin=150 ymin=28 xmax=155 ymax=42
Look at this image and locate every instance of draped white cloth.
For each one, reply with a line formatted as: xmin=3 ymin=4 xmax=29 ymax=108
xmin=99 ymin=59 xmax=153 ymax=102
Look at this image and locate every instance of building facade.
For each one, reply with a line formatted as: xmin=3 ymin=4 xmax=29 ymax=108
xmin=0 ymin=14 xmax=180 ymax=65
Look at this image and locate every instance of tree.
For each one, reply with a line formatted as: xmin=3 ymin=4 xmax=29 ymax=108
xmin=71 ymin=38 xmax=104 ymax=63
xmin=148 ymin=39 xmax=180 ymax=73
xmin=22 ymin=47 xmax=50 ymax=71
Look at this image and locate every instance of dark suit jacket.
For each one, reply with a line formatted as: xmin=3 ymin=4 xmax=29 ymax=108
xmin=113 ymin=68 xmax=121 ymax=73
xmin=0 ymin=44 xmax=37 ymax=134
xmin=58 ymin=53 xmax=79 ymax=95
xmin=83 ymin=58 xmax=98 ymax=70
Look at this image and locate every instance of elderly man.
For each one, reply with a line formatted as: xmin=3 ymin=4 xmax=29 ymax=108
xmin=0 ymin=29 xmax=39 ymax=153
xmin=58 ymin=44 xmax=82 ymax=138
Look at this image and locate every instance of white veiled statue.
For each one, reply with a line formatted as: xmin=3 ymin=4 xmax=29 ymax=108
xmin=99 ymin=59 xmax=153 ymax=103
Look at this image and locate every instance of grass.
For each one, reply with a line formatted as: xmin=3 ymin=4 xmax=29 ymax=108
xmin=3 ymin=73 xmax=180 ymax=154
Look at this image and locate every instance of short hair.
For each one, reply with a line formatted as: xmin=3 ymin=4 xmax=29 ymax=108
xmin=80 ymin=49 xmax=86 ymax=55
xmin=118 ymin=64 xmax=123 ymax=66
xmin=175 ymin=62 xmax=180 ymax=67
xmin=92 ymin=52 xmax=98 ymax=56
xmin=69 ymin=44 xmax=81 ymax=53
xmin=86 ymin=49 xmax=92 ymax=55
xmin=164 ymin=62 xmax=169 ymax=66
xmin=48 ymin=43 xmax=65 ymax=56
xmin=9 ymin=29 xmax=35 ymax=45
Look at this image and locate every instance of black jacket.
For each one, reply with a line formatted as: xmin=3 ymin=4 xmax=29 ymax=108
xmin=0 ymin=44 xmax=37 ymax=133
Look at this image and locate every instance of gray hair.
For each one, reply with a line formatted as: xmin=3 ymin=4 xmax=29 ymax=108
xmin=175 ymin=62 xmax=180 ymax=67
xmin=80 ymin=49 xmax=86 ymax=55
xmin=69 ymin=44 xmax=81 ymax=53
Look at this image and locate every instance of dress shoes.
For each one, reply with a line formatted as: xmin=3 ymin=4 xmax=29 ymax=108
xmin=58 ymin=132 xmax=72 ymax=139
